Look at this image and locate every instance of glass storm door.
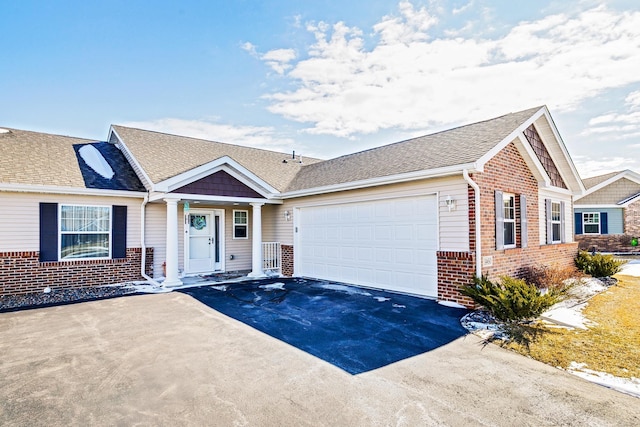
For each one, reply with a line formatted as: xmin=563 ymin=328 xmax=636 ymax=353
xmin=188 ymin=212 xmax=220 ymax=272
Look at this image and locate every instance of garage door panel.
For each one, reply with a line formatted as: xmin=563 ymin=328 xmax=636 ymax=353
xmin=298 ymin=195 xmax=438 ymax=298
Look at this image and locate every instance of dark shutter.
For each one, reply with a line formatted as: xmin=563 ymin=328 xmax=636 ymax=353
xmin=545 ymin=199 xmax=552 ymax=244
xmin=39 ymin=203 xmax=58 ymax=261
xmin=575 ymin=212 xmax=583 ymax=235
xmin=601 ymin=212 xmax=608 ymax=235
xmin=520 ymin=194 xmax=528 ymax=248
xmin=495 ymin=190 xmax=504 ymax=250
xmin=112 ymin=205 xmax=127 ymax=259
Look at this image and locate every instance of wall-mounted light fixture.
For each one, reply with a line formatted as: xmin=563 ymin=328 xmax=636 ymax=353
xmin=445 ymin=195 xmax=456 ymax=212
xmin=284 ymin=210 xmax=291 ymax=221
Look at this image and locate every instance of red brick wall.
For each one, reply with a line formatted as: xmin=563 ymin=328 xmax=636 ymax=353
xmin=575 ymin=234 xmax=639 ymax=253
xmin=281 ymin=244 xmax=294 ymax=277
xmin=437 ymin=251 xmax=475 ymax=307
xmin=437 ymin=142 xmax=579 ymax=307
xmin=0 ymin=248 xmax=153 ymax=296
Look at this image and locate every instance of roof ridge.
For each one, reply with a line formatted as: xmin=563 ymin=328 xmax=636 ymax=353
xmin=298 ymin=105 xmax=544 ymax=166
xmin=0 ymin=127 xmax=98 ymax=143
xmin=111 ymin=124 xmax=323 ymax=161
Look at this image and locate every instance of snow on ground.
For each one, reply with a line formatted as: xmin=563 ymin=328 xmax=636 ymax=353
xmin=461 ymin=273 xmax=640 ymax=399
xmin=316 ymin=283 xmax=372 ymax=296
xmin=259 ymin=282 xmax=286 ymax=291
xmin=567 ymin=362 xmax=640 ymax=398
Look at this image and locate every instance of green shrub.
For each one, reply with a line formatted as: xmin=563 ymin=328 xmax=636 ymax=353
xmin=574 ymin=251 xmax=627 ymax=277
xmin=459 ymin=275 xmax=563 ymax=324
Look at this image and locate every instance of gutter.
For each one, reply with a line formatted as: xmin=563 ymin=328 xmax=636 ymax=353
xmin=463 ymin=169 xmax=482 ymax=277
xmin=140 ymin=193 xmax=162 ymax=287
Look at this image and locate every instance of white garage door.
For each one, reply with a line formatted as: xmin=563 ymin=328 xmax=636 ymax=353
xmin=297 ymin=195 xmax=438 ymax=297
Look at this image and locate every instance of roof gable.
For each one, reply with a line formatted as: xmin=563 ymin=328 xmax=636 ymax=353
xmin=172 ymin=170 xmax=262 ymax=198
xmin=575 ymin=170 xmax=640 ymax=206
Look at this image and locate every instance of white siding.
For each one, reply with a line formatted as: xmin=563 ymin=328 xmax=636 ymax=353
xmin=0 ymin=191 xmax=142 ymax=252
xmin=538 ymin=188 xmax=573 ymax=244
xmin=277 ymin=176 xmax=470 ymax=251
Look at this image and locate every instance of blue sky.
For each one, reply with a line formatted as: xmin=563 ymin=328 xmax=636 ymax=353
xmin=2 ymin=0 xmax=639 ymax=178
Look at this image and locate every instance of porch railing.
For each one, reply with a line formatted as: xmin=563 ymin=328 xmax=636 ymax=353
xmin=262 ymin=242 xmax=281 ymax=273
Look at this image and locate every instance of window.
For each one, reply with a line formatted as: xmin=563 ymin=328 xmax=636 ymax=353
xmin=583 ymin=212 xmax=600 ymax=234
xmin=233 ymin=210 xmax=248 ymax=239
xmin=503 ymin=194 xmax=516 ymax=247
xmin=60 ymin=205 xmax=111 ymax=259
xmin=551 ymin=202 xmax=562 ymax=243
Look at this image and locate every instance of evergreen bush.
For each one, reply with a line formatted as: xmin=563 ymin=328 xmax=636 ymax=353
xmin=459 ymin=275 xmax=563 ymax=323
xmin=574 ymin=251 xmax=626 ymax=277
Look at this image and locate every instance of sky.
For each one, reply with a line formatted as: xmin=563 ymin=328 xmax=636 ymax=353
xmin=1 ymin=0 xmax=639 ymax=179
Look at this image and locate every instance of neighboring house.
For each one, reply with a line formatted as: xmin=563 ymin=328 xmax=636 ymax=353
xmin=0 ymin=106 xmax=584 ymax=307
xmin=573 ymin=170 xmax=640 ymax=252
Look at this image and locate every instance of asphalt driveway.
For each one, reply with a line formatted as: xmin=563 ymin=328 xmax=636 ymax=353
xmin=178 ymin=278 xmax=468 ymax=374
xmin=1 ymin=292 xmax=638 ymax=426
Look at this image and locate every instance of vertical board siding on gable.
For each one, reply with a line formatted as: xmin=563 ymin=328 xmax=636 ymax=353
xmin=0 ymin=192 xmax=142 ymax=252
xmin=278 ymin=176 xmax=470 ymax=252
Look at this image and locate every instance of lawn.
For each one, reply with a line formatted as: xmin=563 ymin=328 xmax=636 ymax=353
xmin=505 ymin=274 xmax=640 ymax=379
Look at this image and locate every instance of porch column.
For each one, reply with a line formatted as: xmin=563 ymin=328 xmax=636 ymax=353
xmin=248 ymin=202 xmax=266 ymax=278
xmin=163 ymin=197 xmax=183 ymax=287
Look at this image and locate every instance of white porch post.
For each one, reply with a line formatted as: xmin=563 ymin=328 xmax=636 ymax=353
xmin=248 ymin=202 xmax=266 ymax=278
xmin=163 ymin=197 xmax=183 ymax=287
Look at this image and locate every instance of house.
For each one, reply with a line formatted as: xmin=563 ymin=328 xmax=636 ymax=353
xmin=0 ymin=106 xmax=584 ymax=307
xmin=573 ymin=170 xmax=640 ymax=252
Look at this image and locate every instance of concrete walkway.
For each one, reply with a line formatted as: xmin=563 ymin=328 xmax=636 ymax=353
xmin=1 ymin=293 xmax=638 ymax=426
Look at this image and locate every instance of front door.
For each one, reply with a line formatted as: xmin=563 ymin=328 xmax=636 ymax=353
xmin=186 ymin=210 xmax=222 ymax=273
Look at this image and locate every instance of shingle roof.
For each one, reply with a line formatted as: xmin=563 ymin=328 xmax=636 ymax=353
xmin=285 ymin=106 xmax=543 ymax=192
xmin=111 ymin=125 xmax=324 ymax=192
xmin=582 ymin=171 xmax=623 ymax=189
xmin=0 ymin=127 xmax=144 ymax=191
xmin=0 ymin=128 xmax=93 ymax=187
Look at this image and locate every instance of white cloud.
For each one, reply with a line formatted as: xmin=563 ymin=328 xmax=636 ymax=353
xmin=251 ymin=2 xmax=640 ymax=138
xmin=120 ymin=118 xmax=296 ymax=153
xmin=584 ymin=90 xmax=640 ymax=139
xmin=573 ymin=155 xmax=638 ymax=178
xmin=261 ymin=48 xmax=297 ymax=74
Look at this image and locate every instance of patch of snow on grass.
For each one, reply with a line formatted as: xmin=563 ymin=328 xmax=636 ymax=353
xmin=567 ymin=362 xmax=640 ymax=398
xmin=619 ymin=260 xmax=640 ymax=277
xmin=259 ymin=282 xmax=285 ymax=291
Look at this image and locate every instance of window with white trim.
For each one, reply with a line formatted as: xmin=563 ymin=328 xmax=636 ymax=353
xmin=233 ymin=210 xmax=248 ymax=239
xmin=551 ymin=202 xmax=562 ymax=243
xmin=60 ymin=205 xmax=111 ymax=259
xmin=583 ymin=212 xmax=600 ymax=234
xmin=503 ymin=193 xmax=516 ymax=247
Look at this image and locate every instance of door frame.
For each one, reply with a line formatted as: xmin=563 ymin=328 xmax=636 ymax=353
xmin=183 ymin=208 xmax=225 ymax=274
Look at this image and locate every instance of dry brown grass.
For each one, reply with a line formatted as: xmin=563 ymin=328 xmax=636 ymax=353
xmin=504 ymin=274 xmax=640 ymax=378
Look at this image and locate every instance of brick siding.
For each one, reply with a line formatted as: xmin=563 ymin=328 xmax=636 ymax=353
xmin=438 ymin=142 xmax=578 ymax=307
xmin=624 ymin=201 xmax=640 ymax=236
xmin=0 ymin=248 xmax=153 ymax=296
xmin=575 ymin=234 xmax=640 ymax=253
xmin=281 ymin=244 xmax=294 ymax=277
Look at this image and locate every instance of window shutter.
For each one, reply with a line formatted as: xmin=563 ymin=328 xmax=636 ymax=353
xmin=545 ymin=199 xmax=553 ymax=244
xmin=575 ymin=212 xmax=583 ymax=235
xmin=560 ymin=201 xmax=566 ymax=243
xmin=601 ymin=212 xmax=608 ymax=234
xmin=39 ymin=203 xmax=58 ymax=262
xmin=112 ymin=205 xmax=127 ymax=259
xmin=495 ymin=190 xmax=504 ymax=250
xmin=520 ymin=194 xmax=528 ymax=248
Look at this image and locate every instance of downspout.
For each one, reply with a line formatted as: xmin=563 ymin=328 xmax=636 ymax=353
xmin=463 ymin=169 xmax=482 ymax=277
xmin=141 ymin=193 xmax=162 ymax=287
